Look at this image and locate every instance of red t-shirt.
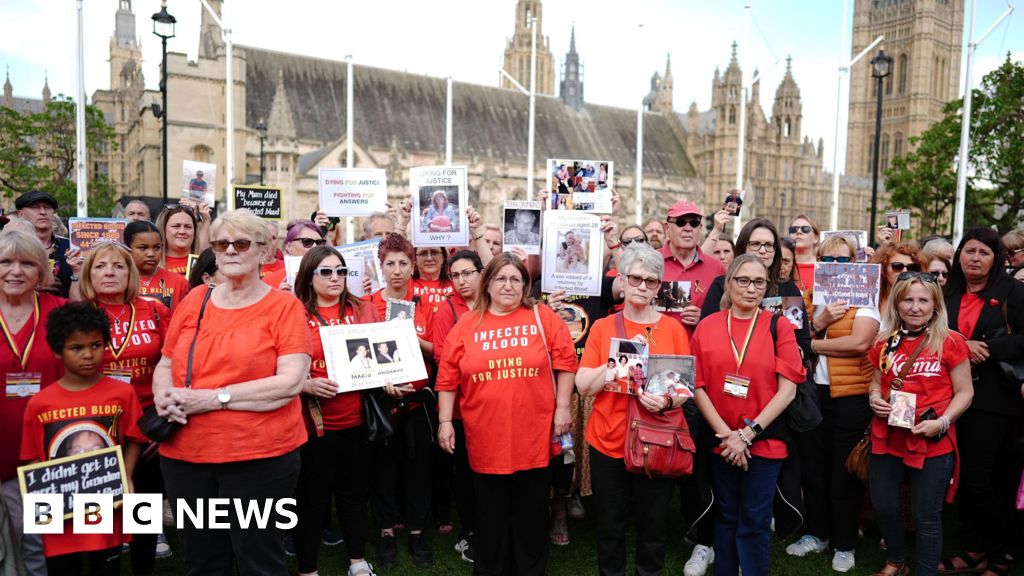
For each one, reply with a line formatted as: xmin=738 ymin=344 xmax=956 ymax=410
xmin=436 ymin=305 xmax=578 ymax=474
xmin=164 ymin=255 xmax=191 ymax=277
xmin=957 ymin=293 xmax=985 ymax=339
xmin=100 ymin=299 xmax=170 ymax=410
xmin=0 ymin=293 xmax=67 ymax=480
xmin=308 ymin=301 xmax=380 ymax=430
xmin=658 ymin=245 xmax=725 ymax=317
xmin=261 ymin=258 xmax=285 ymax=280
xmin=413 ymin=277 xmax=453 ymax=310
xmin=158 ymin=288 xmax=312 ymax=463
xmin=867 ymin=332 xmax=969 ymax=461
xmin=580 ymin=315 xmax=691 ymax=459
xmin=795 ymin=263 xmax=815 ymax=293
xmin=262 ymin=267 xmax=287 ymax=288
xmin=19 ymin=377 xmax=146 ymax=557
xmin=138 ymin=268 xmax=190 ymax=313
xmin=690 ymin=310 xmax=806 ymax=459
xmin=430 ymin=294 xmax=471 ymax=420
xmin=369 ymin=285 xmax=433 ymax=339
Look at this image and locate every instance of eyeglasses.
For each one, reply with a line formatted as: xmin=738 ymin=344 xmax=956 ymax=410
xmin=732 ymin=276 xmax=768 ymax=290
xmin=625 ymin=274 xmax=661 ymax=290
xmin=889 ymin=262 xmax=920 ymax=273
xmin=211 ymin=239 xmax=264 ymax=253
xmin=667 ymin=216 xmax=703 ymax=229
xmin=314 ymin=266 xmax=347 ymax=278
xmin=292 ymin=238 xmax=326 ymax=248
xmin=416 ymin=250 xmax=443 ymax=259
xmin=789 ymin=225 xmax=813 ymax=234
xmin=621 ymin=236 xmax=646 ymax=246
xmin=492 ymin=275 xmax=523 ymax=287
xmin=931 ymin=270 xmax=949 ymax=278
xmin=747 ymin=241 xmax=776 ymax=253
xmin=897 ymin=271 xmax=937 ymax=284
xmin=820 ymin=256 xmax=851 ymax=263
xmin=450 ymin=269 xmax=479 ymax=281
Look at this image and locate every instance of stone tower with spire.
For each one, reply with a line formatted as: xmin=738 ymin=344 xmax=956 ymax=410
xmin=771 ymin=56 xmax=802 ymax=142
xmin=199 ymin=0 xmax=225 ymax=59
xmin=501 ymin=0 xmax=555 ymax=96
xmin=559 ymin=26 xmax=584 ymax=111
xmin=652 ymin=55 xmax=674 ymax=114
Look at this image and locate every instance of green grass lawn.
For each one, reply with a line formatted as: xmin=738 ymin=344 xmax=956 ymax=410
xmin=125 ymin=496 xmax=977 ymax=575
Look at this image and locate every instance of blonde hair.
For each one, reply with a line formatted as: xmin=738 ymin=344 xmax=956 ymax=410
xmin=0 ymin=229 xmax=54 ymax=287
xmin=209 ymin=210 xmax=270 ymax=246
xmin=78 ymin=243 xmax=140 ymax=304
xmin=719 ymin=254 xmax=768 ymax=311
xmin=880 ymin=274 xmax=950 ymax=355
xmin=817 ymin=235 xmax=856 ymax=260
xmin=1003 ymin=229 xmax=1024 ymax=253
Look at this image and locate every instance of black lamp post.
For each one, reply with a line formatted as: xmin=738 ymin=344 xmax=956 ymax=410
xmin=868 ymin=49 xmax=892 ymax=247
xmin=152 ymin=1 xmax=176 ymax=203
xmin=256 ymin=119 xmax=267 ymax=185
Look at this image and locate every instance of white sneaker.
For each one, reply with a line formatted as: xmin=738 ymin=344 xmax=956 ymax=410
xmin=785 ymin=534 xmax=828 ymax=557
xmin=832 ymin=550 xmax=855 ymax=573
xmin=347 ymin=560 xmax=377 ymax=576
xmin=684 ymin=544 xmax=714 ymax=576
xmin=155 ymin=533 xmax=172 ymax=559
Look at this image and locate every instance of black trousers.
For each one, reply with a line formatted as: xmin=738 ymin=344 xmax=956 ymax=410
xmin=130 ymin=450 xmax=164 ymax=576
xmin=590 ymin=447 xmax=675 ymax=576
xmin=680 ymin=403 xmax=714 ymax=547
xmin=45 ymin=546 xmax=121 ymax=576
xmin=473 ymin=466 xmax=551 ymax=576
xmin=550 ymin=455 xmax=574 ymax=498
xmin=369 ymin=407 xmax=433 ymax=532
xmin=294 ymin=425 xmax=370 ymax=572
xmin=956 ymin=408 xmax=1016 ymax=564
xmin=431 ymin=441 xmax=454 ymax=525
xmin=796 ymin=387 xmax=871 ymax=551
xmin=452 ymin=420 xmax=476 ymax=538
xmin=161 ymin=449 xmax=300 ymax=576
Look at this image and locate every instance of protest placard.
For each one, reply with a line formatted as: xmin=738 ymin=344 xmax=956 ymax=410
xmin=546 ymin=158 xmax=613 ymax=213
xmin=723 ymin=190 xmax=744 ymax=217
xmin=345 ymin=256 xmax=365 ymax=297
xmin=18 ymin=445 xmax=128 ymax=520
xmin=336 ymin=239 xmax=385 ymax=293
xmin=410 ymin=166 xmax=469 ymax=247
xmin=232 ymin=185 xmax=282 ymax=219
xmin=812 ymin=262 xmax=882 ymax=308
xmin=502 ymin=200 xmax=542 ymax=255
xmin=182 ymin=160 xmax=216 ymax=206
xmin=284 ymin=255 xmax=302 ymax=289
xmin=319 ymin=319 xmax=427 ymax=391
xmin=318 ymin=168 xmax=388 ymax=218
xmin=68 ymin=218 xmax=129 ymax=251
xmin=821 ymin=230 xmax=870 ymax=262
xmin=541 ymin=211 xmax=603 ymax=296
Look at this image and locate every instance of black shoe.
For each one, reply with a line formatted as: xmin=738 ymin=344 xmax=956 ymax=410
xmin=322 ymin=527 xmax=344 ymax=546
xmin=377 ymin=534 xmax=398 ymax=569
xmin=283 ymin=534 xmax=296 ymax=557
xmin=409 ymin=532 xmax=435 ymax=568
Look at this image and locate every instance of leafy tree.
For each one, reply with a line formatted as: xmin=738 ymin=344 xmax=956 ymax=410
xmin=0 ymin=95 xmax=118 ymax=218
xmin=886 ymin=55 xmax=1023 ymax=235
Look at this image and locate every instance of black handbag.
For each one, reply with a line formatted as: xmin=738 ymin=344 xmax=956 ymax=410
xmin=767 ymin=314 xmax=823 ymax=432
xmin=138 ymin=286 xmax=213 ymax=442
xmin=362 ymin=388 xmax=396 ymax=442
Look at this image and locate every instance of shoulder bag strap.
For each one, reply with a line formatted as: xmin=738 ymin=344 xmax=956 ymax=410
xmin=614 ymin=311 xmax=627 ymax=340
xmin=533 ymin=305 xmax=556 ymax=398
xmin=184 ymin=286 xmax=214 ymax=389
xmin=887 ymin=336 xmax=929 ymax=397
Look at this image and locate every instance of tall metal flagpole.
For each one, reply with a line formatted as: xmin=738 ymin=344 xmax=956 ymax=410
xmin=200 ymin=0 xmax=233 ymax=210
xmin=526 ymin=12 xmax=537 ymax=201
xmin=75 ymin=0 xmax=88 ymax=216
xmin=733 ymin=5 xmax=751 ymax=241
xmin=346 ymin=56 xmax=355 ymax=244
xmin=445 ymin=77 xmax=453 ymax=164
xmin=635 ymin=107 xmax=643 ymax=225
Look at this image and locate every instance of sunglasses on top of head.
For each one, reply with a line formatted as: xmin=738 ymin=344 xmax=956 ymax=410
xmin=897 ymin=271 xmax=937 ymax=284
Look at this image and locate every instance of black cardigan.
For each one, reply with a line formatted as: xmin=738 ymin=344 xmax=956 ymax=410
xmin=945 ymin=274 xmax=1024 ymax=417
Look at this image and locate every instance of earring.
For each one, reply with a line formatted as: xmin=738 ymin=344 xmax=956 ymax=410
xmin=619 ymin=291 xmax=625 ymax=299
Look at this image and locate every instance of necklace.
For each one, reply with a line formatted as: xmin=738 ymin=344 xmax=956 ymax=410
xmin=108 ymin=303 xmax=130 ymax=327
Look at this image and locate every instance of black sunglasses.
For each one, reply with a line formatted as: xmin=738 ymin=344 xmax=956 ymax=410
xmin=889 ymin=262 xmax=920 ymax=273
xmin=293 ymin=238 xmax=326 ymax=248
xmin=820 ymin=256 xmax=851 ymax=263
xmin=789 ymin=225 xmax=814 ymax=234
xmin=211 ymin=239 xmax=265 ymax=253
xmin=621 ymin=236 xmax=646 ymax=246
xmin=666 ymin=216 xmax=703 ymax=229
xmin=897 ymin=271 xmax=937 ymax=284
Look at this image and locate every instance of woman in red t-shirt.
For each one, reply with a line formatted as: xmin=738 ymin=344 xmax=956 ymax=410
xmin=575 ymin=244 xmax=691 ymax=575
xmin=866 ymin=271 xmax=973 ymax=576
xmin=155 ymin=202 xmax=208 ymax=277
xmin=436 ymin=252 xmax=576 ymax=576
xmin=690 ymin=254 xmax=805 ymax=576
xmin=789 ymin=214 xmax=820 ymax=293
xmin=291 ymin=245 xmax=379 ymax=576
xmin=412 ymin=246 xmax=453 ymax=308
xmin=125 ymin=220 xmax=190 ymax=313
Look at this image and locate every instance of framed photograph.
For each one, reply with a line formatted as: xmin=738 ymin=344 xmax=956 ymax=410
xmin=182 ymin=160 xmax=216 ymax=206
xmin=385 ymin=299 xmax=416 ymax=322
xmin=410 ymin=166 xmax=469 ymax=247
xmin=502 ymin=200 xmax=542 ymax=255
xmin=645 ymin=355 xmax=696 ymax=397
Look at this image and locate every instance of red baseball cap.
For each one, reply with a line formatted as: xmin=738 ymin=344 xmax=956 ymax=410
xmin=667 ymin=200 xmax=704 ymax=219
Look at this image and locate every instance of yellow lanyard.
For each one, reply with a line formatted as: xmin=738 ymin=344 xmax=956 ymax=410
xmin=726 ymin=310 xmax=759 ymax=372
xmin=107 ymin=303 xmax=137 ymax=360
xmin=0 ymin=294 xmax=40 ymax=370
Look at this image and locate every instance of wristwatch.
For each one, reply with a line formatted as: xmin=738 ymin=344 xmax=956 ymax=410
xmin=217 ymin=388 xmax=232 ymax=410
xmin=743 ymin=418 xmax=763 ymax=436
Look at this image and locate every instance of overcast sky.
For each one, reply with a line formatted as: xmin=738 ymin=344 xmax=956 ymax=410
xmin=2 ymin=0 xmax=1021 ymax=174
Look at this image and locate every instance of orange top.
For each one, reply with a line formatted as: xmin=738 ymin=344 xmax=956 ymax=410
xmin=262 ymin=267 xmax=287 ymax=288
xmin=158 ymin=288 xmax=312 ymax=463
xmin=580 ymin=314 xmax=691 ymax=459
xmin=261 ymin=258 xmax=285 ymax=279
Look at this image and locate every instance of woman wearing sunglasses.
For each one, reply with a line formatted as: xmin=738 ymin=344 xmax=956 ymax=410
xmin=788 ymin=214 xmax=820 ymax=293
xmin=152 ymin=210 xmax=312 ymax=576
xmin=292 ymin=245 xmax=380 ymax=576
xmin=926 ymin=254 xmax=951 ymax=288
xmin=156 ymin=203 xmax=208 ymax=277
xmin=786 ymin=234 xmax=880 ymax=571
xmin=866 ymin=271 xmax=973 ymax=576
xmin=125 ymin=220 xmax=191 ymax=312
xmin=262 ymin=219 xmax=327 ymax=289
xmin=870 ymin=242 xmax=927 ymax=319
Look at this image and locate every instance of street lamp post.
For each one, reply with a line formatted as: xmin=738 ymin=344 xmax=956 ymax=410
xmin=868 ymin=49 xmax=892 ymax=247
xmin=255 ymin=119 xmax=267 ymax=185
xmin=152 ymin=1 xmax=176 ymax=203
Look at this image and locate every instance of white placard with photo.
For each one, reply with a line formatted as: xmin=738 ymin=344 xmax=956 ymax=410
xmin=345 ymin=256 xmax=365 ymax=297
xmin=284 ymin=255 xmax=302 ymax=289
xmin=319 ymin=319 xmax=427 ymax=390
xmin=502 ymin=200 xmax=543 ymax=255
xmin=410 ymin=166 xmax=469 ymax=247
xmin=182 ymin=160 xmax=216 ymax=206
xmin=546 ymin=158 xmax=613 ymax=213
xmin=541 ymin=211 xmax=603 ymax=296
xmin=336 ymin=239 xmax=385 ymax=293
xmin=318 ymin=168 xmax=388 ymax=217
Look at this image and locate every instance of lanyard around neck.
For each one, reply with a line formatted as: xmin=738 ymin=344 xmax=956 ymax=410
xmin=726 ymin=310 xmax=759 ymax=372
xmin=0 ymin=293 xmax=40 ymax=370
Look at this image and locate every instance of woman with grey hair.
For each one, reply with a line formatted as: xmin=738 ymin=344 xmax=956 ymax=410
xmin=575 ymin=244 xmax=693 ymax=575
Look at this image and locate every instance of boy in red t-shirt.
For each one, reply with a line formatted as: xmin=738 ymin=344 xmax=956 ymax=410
xmin=20 ymin=302 xmax=145 ymax=575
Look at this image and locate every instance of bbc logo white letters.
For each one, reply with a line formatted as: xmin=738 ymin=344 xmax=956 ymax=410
xmin=22 ymin=494 xmax=62 ymax=534
xmin=123 ymin=493 xmax=163 ymax=534
xmin=73 ymin=493 xmax=113 ymax=534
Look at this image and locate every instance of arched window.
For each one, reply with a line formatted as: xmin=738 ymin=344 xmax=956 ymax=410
xmin=191 ymin=145 xmax=212 ymax=163
xmin=898 ymin=54 xmax=908 ymax=94
xmin=728 ymin=106 xmax=736 ymax=125
xmin=784 ymin=118 xmax=792 ymax=138
xmin=894 ymin=131 xmax=904 ymax=159
xmin=880 ymin=133 xmax=890 ymax=172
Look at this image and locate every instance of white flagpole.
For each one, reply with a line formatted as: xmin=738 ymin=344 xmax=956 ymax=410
xmin=526 ymin=11 xmax=537 ymax=201
xmin=346 ymin=55 xmax=355 ymax=244
xmin=445 ymin=77 xmax=453 ymax=164
xmin=75 ymin=0 xmax=88 ymax=217
xmin=733 ymin=5 xmax=751 ymax=241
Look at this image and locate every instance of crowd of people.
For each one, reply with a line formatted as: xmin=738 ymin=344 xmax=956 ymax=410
xmin=0 ymin=187 xmax=1022 ymax=576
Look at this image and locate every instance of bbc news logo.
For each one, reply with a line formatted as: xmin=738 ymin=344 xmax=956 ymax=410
xmin=23 ymin=494 xmax=297 ymax=534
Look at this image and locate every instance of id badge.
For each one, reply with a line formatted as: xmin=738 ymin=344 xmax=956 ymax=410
xmin=723 ymin=373 xmax=750 ymax=399
xmin=5 ymin=372 xmax=42 ymax=398
xmin=104 ymin=369 xmax=133 ymax=384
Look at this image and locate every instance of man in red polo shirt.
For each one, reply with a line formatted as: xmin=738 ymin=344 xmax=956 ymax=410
xmin=659 ymin=200 xmax=726 ymax=330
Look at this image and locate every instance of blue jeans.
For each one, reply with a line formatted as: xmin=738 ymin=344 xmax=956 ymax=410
xmin=710 ymin=456 xmax=782 ymax=576
xmin=869 ymin=452 xmax=954 ymax=576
